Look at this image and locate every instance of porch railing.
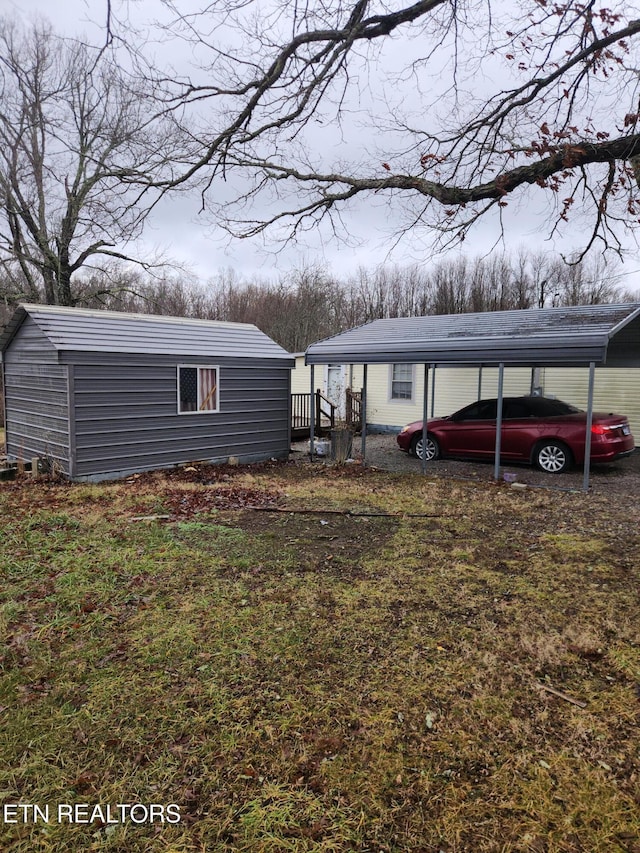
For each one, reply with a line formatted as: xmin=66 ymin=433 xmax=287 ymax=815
xmin=346 ymin=387 xmax=362 ymax=431
xmin=291 ymin=390 xmax=337 ymax=439
xmin=314 ymin=390 xmax=336 ymax=434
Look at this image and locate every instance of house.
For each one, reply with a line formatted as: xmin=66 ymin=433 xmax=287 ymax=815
xmin=293 ymin=355 xmax=640 ymax=437
xmin=291 ymin=356 xmax=356 ymax=421
xmin=0 ymin=304 xmax=294 ymax=480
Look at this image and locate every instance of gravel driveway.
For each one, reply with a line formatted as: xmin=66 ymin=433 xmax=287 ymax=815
xmin=292 ymin=433 xmax=640 ymax=496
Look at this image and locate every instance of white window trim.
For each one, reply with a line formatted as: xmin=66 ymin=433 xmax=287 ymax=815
xmin=177 ymin=364 xmax=220 ymax=414
xmin=388 ymin=363 xmax=416 ymax=403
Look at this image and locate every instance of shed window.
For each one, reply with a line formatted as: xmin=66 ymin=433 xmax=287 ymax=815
xmin=390 ymin=364 xmax=414 ymax=400
xmin=178 ymin=366 xmax=219 ymax=413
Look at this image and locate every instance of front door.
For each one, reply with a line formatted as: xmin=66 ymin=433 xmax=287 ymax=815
xmin=326 ymin=365 xmax=345 ymax=418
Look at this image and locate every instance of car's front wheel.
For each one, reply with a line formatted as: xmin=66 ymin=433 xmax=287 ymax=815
xmin=534 ymin=440 xmax=572 ymax=473
xmin=410 ymin=433 xmax=441 ymax=461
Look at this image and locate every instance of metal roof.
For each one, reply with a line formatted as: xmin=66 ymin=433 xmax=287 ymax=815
xmin=0 ymin=304 xmax=294 ymax=363
xmin=305 ymin=304 xmax=640 ymax=366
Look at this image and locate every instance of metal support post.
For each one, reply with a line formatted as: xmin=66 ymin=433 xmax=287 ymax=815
xmin=493 ymin=363 xmax=504 ymax=481
xmin=582 ymin=362 xmax=596 ymax=492
xmin=309 ymin=364 xmax=315 ymax=460
xmin=421 ymin=364 xmax=429 ymax=474
xmin=360 ymin=364 xmax=368 ymax=464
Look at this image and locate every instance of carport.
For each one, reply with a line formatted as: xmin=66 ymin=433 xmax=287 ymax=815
xmin=305 ymin=304 xmax=640 ymax=491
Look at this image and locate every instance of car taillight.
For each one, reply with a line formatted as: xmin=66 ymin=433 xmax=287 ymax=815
xmin=591 ymin=425 xmax=610 ymax=435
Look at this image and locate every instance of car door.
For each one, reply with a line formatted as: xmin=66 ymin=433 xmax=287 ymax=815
xmin=446 ymin=399 xmax=498 ymax=458
xmin=500 ymin=398 xmax=535 ymax=460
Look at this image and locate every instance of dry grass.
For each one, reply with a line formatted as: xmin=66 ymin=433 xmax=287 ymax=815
xmin=0 ymin=461 xmax=638 ymax=852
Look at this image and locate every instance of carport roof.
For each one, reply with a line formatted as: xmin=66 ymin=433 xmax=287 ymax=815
xmin=305 ymin=303 xmax=640 ymax=367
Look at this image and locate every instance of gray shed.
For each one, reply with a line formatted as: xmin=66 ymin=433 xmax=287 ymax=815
xmin=1 ymin=304 xmax=294 ymax=480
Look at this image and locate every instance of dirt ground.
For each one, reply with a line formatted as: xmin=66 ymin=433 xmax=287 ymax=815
xmin=291 ymin=433 xmax=640 ymax=496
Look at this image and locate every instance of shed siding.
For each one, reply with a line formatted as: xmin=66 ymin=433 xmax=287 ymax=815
xmin=71 ymin=359 xmax=290 ymax=477
xmin=3 ymin=315 xmax=59 ymax=364
xmin=3 ymin=317 xmax=70 ymax=472
xmin=4 ymin=362 xmax=70 ymax=472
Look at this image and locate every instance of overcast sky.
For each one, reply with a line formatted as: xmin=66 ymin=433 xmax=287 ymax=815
xmin=5 ymin=0 xmax=640 ymax=293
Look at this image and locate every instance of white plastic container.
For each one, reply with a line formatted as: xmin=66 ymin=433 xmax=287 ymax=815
xmin=308 ymin=439 xmax=330 ymax=456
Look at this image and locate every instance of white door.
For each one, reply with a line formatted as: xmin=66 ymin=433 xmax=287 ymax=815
xmin=326 ymin=365 xmax=346 ymax=419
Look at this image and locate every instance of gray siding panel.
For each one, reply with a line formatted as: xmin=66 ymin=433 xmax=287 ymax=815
xmin=607 ymin=315 xmax=640 ymax=366
xmin=62 ymin=352 xmax=288 ymax=369
xmin=72 ymin=362 xmax=290 ymax=477
xmin=4 ymin=362 xmax=70 ymax=472
xmin=3 ymin=316 xmax=59 ymax=364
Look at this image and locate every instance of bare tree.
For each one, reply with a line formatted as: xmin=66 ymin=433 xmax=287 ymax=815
xmin=131 ymin=0 xmax=640 ymax=261
xmin=0 ymin=18 xmax=186 ymax=307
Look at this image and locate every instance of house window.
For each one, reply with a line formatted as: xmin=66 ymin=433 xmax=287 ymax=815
xmin=178 ymin=366 xmax=219 ymax=413
xmin=390 ymin=364 xmax=414 ymax=401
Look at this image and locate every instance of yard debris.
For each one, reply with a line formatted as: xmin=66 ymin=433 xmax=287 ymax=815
xmin=128 ymin=515 xmax=172 ymax=523
xmin=128 ymin=485 xmax=282 ymax=519
xmin=252 ymin=506 xmax=447 ymax=518
xmin=567 ymin=643 xmax=605 ymax=661
xmin=535 ymin=682 xmax=588 ymax=708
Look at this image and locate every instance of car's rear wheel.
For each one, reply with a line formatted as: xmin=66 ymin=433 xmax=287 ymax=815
xmin=410 ymin=433 xmax=441 ymax=461
xmin=534 ymin=440 xmax=572 ymax=473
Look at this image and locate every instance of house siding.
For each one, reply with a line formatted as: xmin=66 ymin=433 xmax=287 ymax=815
xmin=294 ymin=359 xmax=533 ymax=430
xmin=541 ymin=368 xmax=640 ymax=437
xmin=3 ymin=319 xmax=70 ymax=472
xmin=294 ymin=358 xmax=640 ymax=438
xmin=292 ymin=357 xmax=365 ymax=400
xmin=68 ymin=354 xmax=291 ymax=477
xmin=364 ymin=365 xmax=535 ymax=430
xmin=365 ymin=365 xmax=640 ymax=434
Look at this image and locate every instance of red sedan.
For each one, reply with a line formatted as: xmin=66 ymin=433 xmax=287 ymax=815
xmin=397 ymin=396 xmax=635 ymax=473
